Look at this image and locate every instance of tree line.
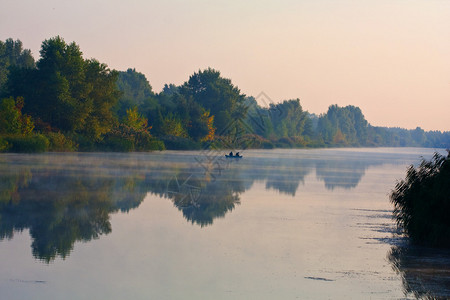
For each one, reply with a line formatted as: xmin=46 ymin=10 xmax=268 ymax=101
xmin=1 ymin=37 xmax=449 ymax=152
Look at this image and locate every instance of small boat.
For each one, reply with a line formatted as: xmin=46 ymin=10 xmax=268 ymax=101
xmin=225 ymin=154 xmax=242 ymax=158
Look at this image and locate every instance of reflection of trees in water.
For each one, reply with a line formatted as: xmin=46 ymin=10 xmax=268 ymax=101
xmin=174 ymin=179 xmax=241 ymax=227
xmin=245 ymin=155 xmax=381 ymax=193
xmin=0 ymin=151 xmax=399 ymax=261
xmin=155 ymin=156 xmax=314 ymax=226
xmin=163 ymin=167 xmax=244 ymax=227
xmin=263 ymin=158 xmax=313 ymax=196
xmin=315 ymin=159 xmax=382 ymax=190
xmin=388 ymin=245 xmax=450 ymax=299
xmin=0 ymin=164 xmax=146 ymax=263
xmin=151 ymin=153 xmax=390 ymax=226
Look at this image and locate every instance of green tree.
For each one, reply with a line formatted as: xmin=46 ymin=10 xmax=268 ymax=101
xmin=269 ymin=99 xmax=309 ymax=138
xmin=316 ymin=105 xmax=369 ymax=146
xmin=0 ymin=97 xmax=34 ymax=136
xmin=123 ymin=106 xmax=148 ymax=131
xmin=9 ymin=36 xmax=89 ymax=132
xmin=180 ymin=68 xmax=246 ymax=134
xmin=0 ymin=38 xmax=35 ymax=95
xmin=82 ymin=59 xmax=120 ymax=140
xmin=160 ymin=114 xmax=188 ymax=138
xmin=149 ymin=90 xmax=215 ymax=143
xmin=115 ymin=68 xmax=156 ymax=118
xmin=8 ymin=36 xmax=120 ymax=141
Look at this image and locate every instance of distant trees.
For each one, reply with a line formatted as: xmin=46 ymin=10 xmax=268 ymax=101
xmin=1 ymin=36 xmax=449 ymax=152
xmin=242 ymin=98 xmax=313 ymax=147
xmin=316 ymin=105 xmax=368 ymax=146
xmin=269 ymin=99 xmax=312 ymax=138
xmin=314 ymin=105 xmax=450 ymax=148
xmin=390 ymin=151 xmax=450 ymax=247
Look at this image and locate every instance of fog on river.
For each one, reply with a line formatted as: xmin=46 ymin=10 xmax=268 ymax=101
xmin=0 ymin=148 xmax=449 ymax=299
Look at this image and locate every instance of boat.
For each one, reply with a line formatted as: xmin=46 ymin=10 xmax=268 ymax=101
xmin=225 ymin=154 xmax=242 ymax=158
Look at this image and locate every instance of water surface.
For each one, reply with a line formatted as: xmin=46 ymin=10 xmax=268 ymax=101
xmin=0 ymin=148 xmax=449 ymax=299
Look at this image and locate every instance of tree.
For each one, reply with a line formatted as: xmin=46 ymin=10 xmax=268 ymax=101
xmin=8 ymin=36 xmax=120 ymax=140
xmin=149 ymin=89 xmax=216 ymax=143
xmin=82 ymin=59 xmax=120 ymax=140
xmin=411 ymin=127 xmax=426 ymax=146
xmin=123 ymin=106 xmax=149 ymax=131
xmin=160 ymin=114 xmax=188 ymax=138
xmin=269 ymin=99 xmax=309 ymax=138
xmin=333 ymin=128 xmax=347 ymax=145
xmin=115 ymin=68 xmax=155 ymax=118
xmin=180 ymin=68 xmax=245 ymax=134
xmin=316 ymin=105 xmax=369 ymax=146
xmin=162 ymin=83 xmax=179 ymax=96
xmin=10 ymin=36 xmax=89 ymax=132
xmin=0 ymin=38 xmax=35 ymax=95
xmin=185 ymin=100 xmax=215 ymax=142
xmin=0 ymin=97 xmax=34 ymax=136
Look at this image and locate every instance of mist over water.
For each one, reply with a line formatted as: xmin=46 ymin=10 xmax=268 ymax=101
xmin=0 ymin=148 xmax=449 ymax=299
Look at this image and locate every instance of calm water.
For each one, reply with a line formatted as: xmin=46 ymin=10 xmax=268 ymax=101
xmin=0 ymin=148 xmax=449 ymax=299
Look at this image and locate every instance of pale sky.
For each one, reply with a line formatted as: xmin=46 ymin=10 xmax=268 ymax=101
xmin=1 ymin=0 xmax=449 ymax=131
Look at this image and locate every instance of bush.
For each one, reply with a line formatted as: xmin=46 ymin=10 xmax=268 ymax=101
xmin=0 ymin=137 xmax=9 ymax=152
xmin=71 ymin=134 xmax=97 ymax=152
xmin=140 ymin=138 xmax=165 ymax=151
xmin=5 ymin=134 xmax=50 ymax=153
xmin=291 ymin=136 xmax=308 ymax=147
xmin=102 ymin=136 xmax=135 ymax=152
xmin=160 ymin=135 xmax=201 ymax=150
xmin=46 ymin=132 xmax=77 ymax=152
xmin=237 ymin=134 xmax=272 ymax=149
xmin=209 ymin=136 xmax=233 ymax=149
xmin=134 ymin=131 xmax=165 ymax=151
xmin=274 ymin=137 xmax=295 ymax=148
xmin=390 ymin=150 xmax=450 ymax=247
xmin=261 ymin=140 xmax=275 ymax=149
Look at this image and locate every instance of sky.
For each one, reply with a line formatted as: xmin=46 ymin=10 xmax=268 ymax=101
xmin=1 ymin=0 xmax=449 ymax=131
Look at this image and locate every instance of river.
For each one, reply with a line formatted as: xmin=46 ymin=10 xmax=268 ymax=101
xmin=0 ymin=148 xmax=449 ymax=299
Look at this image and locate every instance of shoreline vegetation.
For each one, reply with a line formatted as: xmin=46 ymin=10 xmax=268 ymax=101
xmin=1 ymin=37 xmax=449 ymax=153
xmin=391 ymin=150 xmax=450 ymax=248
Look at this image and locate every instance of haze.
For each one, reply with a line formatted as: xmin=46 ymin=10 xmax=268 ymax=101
xmin=1 ymin=0 xmax=449 ymax=131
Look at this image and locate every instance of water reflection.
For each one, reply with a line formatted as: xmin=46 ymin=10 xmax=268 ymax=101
xmin=166 ymin=172 xmax=242 ymax=227
xmin=0 ymin=150 xmax=420 ymax=262
xmin=154 ymin=150 xmax=401 ymax=225
xmin=0 ymin=156 xmax=146 ymax=262
xmin=387 ymin=245 xmax=450 ymax=299
xmin=315 ymin=159 xmax=371 ymax=190
xmin=264 ymin=158 xmax=312 ymax=195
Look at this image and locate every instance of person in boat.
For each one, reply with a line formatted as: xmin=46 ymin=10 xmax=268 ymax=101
xmin=229 ymin=151 xmax=233 ymax=157
xmin=236 ymin=152 xmax=240 ymax=157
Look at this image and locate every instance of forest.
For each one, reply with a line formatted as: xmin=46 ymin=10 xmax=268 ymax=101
xmin=1 ymin=37 xmax=449 ymax=152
